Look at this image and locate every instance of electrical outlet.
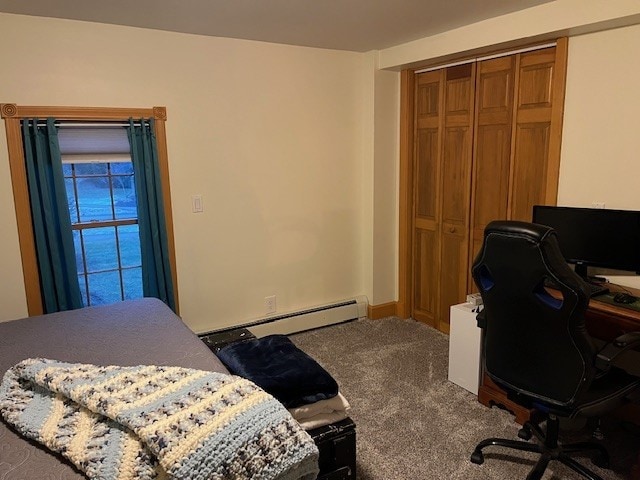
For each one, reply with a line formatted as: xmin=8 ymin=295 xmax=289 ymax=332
xmin=264 ymin=295 xmax=276 ymax=315
xmin=592 ymin=202 xmax=605 ymax=209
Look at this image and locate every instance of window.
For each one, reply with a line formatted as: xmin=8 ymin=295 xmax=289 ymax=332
xmin=1 ymin=104 xmax=178 ymax=316
xmin=59 ymin=126 xmax=144 ymax=306
xmin=63 ymin=158 xmax=142 ymax=306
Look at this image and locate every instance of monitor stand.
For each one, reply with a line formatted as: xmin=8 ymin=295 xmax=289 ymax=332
xmin=574 ymin=263 xmax=609 ymax=297
xmin=574 ymin=263 xmax=589 ymax=279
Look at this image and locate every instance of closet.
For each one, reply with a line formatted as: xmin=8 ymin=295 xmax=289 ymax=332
xmin=408 ymin=39 xmax=567 ymax=332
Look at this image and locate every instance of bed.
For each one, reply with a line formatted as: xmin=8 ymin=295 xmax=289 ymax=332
xmin=0 ymin=298 xmax=232 ymax=479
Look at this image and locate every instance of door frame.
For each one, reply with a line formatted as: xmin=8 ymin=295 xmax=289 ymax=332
xmin=397 ymin=70 xmax=416 ymax=319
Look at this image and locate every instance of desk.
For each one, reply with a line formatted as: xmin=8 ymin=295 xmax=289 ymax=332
xmin=477 ymin=285 xmax=640 ymax=477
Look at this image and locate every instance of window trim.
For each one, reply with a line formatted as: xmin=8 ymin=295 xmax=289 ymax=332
xmin=1 ymin=104 xmax=179 ymax=315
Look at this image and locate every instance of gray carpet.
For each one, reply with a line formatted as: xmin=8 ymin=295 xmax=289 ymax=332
xmin=290 ymin=317 xmax=640 ymax=479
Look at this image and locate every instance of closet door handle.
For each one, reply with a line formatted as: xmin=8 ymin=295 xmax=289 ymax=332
xmin=449 ymin=226 xmax=456 ymax=233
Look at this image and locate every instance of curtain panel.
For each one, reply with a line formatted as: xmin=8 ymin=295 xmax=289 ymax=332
xmin=21 ymin=118 xmax=83 ymax=313
xmin=127 ymin=118 xmax=176 ymax=312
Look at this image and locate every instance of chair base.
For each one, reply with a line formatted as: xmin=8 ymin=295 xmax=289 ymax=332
xmin=471 ymin=415 xmax=610 ymax=480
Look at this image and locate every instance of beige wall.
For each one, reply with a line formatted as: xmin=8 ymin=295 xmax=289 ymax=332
xmin=559 ymin=24 xmax=640 ymax=288
xmin=559 ymin=24 xmax=640 ymax=210
xmin=0 ymin=13 xmax=373 ymax=329
xmin=376 ymin=2 xmax=640 ymax=293
xmin=379 ymin=0 xmax=640 ymax=70
xmin=359 ymin=52 xmax=400 ymax=307
xmin=372 ymin=67 xmax=400 ymax=304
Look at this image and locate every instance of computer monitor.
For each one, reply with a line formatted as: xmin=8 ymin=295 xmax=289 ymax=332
xmin=532 ymin=205 xmax=640 ymax=279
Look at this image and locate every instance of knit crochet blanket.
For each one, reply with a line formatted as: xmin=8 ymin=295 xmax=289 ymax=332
xmin=0 ymin=358 xmax=319 ymax=480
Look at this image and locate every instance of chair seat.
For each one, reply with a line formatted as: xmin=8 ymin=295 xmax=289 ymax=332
xmin=496 ymin=365 xmax=640 ymax=418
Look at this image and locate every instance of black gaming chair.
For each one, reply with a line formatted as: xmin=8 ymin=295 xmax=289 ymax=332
xmin=470 ymin=220 xmax=640 ymax=480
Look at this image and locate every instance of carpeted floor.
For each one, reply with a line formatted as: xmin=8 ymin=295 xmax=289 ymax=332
xmin=291 ymin=317 xmax=640 ymax=479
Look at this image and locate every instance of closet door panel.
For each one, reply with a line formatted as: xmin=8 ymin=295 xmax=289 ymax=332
xmin=469 ymin=56 xmax=515 ymax=291
xmin=413 ymin=228 xmax=438 ymax=326
xmin=417 ymin=76 xmax=440 ymax=117
xmin=438 ymin=64 xmax=475 ymax=331
xmin=440 ymin=124 xmax=472 ymax=322
xmin=446 ymin=80 xmax=472 ymax=115
xmin=517 ymin=51 xmax=555 ymax=108
xmin=510 ymin=124 xmax=551 ymax=221
xmin=472 ymin=126 xmax=511 ymax=227
xmin=441 ymin=127 xmax=471 ymax=226
xmin=510 ymin=46 xmax=559 ymax=222
xmin=415 ymin=128 xmax=439 ymax=220
xmin=412 ymin=70 xmax=443 ymax=327
xmin=439 ymin=230 xmax=467 ymax=333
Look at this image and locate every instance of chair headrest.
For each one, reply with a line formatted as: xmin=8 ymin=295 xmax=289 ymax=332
xmin=485 ymin=220 xmax=554 ymax=244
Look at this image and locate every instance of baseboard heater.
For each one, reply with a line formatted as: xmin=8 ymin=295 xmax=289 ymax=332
xmin=208 ymin=296 xmax=368 ymax=338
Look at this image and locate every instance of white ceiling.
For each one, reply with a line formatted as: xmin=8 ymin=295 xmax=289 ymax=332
xmin=0 ymin=0 xmax=555 ymax=52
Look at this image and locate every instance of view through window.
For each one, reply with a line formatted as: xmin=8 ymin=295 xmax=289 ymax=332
xmin=59 ymin=126 xmax=143 ymax=307
xmin=63 ymin=160 xmax=143 ymax=306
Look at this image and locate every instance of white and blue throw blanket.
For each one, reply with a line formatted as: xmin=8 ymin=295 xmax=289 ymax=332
xmin=0 ymin=358 xmax=319 ymax=480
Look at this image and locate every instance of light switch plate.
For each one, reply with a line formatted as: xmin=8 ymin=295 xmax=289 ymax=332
xmin=192 ymin=195 xmax=203 ymax=213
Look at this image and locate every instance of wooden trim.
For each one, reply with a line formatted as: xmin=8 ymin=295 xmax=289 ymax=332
xmin=505 ymin=53 xmax=522 ymax=219
xmin=367 ymin=302 xmax=398 ymax=320
xmin=1 ymin=104 xmax=179 ymax=315
xmin=153 ymin=117 xmax=180 ymax=314
xmin=546 ymin=37 xmax=568 ymax=205
xmin=397 ymin=70 xmax=415 ymax=319
xmin=1 ymin=104 xmax=164 ymax=121
xmin=71 ymin=219 xmax=138 ymax=230
xmin=3 ymin=117 xmax=43 ymax=315
xmin=433 ymin=68 xmax=446 ymax=332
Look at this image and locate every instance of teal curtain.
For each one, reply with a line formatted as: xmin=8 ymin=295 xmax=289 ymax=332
xmin=22 ymin=118 xmax=83 ymax=313
xmin=127 ymin=118 xmax=176 ymax=311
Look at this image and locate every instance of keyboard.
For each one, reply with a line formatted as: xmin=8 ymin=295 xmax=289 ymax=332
xmin=585 ymin=282 xmax=609 ymax=298
xmin=544 ymin=278 xmax=608 ymax=298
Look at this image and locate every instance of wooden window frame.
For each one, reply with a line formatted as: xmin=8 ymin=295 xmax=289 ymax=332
xmin=0 ymin=104 xmax=179 ymax=316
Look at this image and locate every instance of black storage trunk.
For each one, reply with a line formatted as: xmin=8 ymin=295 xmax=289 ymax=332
xmin=199 ymin=328 xmax=256 ymax=352
xmin=310 ymin=417 xmax=357 ymax=479
xmin=199 ymin=329 xmax=357 ymax=479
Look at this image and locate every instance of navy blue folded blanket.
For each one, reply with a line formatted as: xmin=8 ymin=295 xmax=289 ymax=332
xmin=216 ymin=334 xmax=338 ymax=408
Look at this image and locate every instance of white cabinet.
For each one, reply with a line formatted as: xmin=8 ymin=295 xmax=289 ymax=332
xmin=448 ymin=302 xmax=482 ymax=394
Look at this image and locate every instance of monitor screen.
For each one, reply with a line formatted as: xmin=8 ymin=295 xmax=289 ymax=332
xmin=532 ymin=205 xmax=640 ymax=275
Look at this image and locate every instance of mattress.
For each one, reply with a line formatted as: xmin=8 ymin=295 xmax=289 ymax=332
xmin=0 ymin=298 xmax=228 ymax=480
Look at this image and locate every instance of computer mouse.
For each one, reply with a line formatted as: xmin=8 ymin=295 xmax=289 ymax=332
xmin=613 ymin=293 xmax=638 ymax=304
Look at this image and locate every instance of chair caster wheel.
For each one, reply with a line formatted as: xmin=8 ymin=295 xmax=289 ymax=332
xmin=518 ymin=427 xmax=532 ymax=440
xmin=592 ymin=452 xmax=610 ymax=469
xmin=470 ymin=450 xmax=484 ymax=465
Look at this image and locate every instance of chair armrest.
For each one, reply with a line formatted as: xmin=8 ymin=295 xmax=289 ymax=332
xmin=595 ymin=332 xmax=640 ymax=372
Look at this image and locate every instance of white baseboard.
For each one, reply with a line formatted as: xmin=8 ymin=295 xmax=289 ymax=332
xmin=246 ymin=296 xmax=368 ymax=337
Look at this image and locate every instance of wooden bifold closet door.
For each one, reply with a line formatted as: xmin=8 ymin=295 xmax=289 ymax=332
xmin=410 ymin=40 xmax=567 ymax=332
xmin=412 ymin=64 xmax=475 ymax=330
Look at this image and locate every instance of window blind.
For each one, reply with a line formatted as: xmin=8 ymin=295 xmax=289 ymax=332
xmin=57 ymin=127 xmax=131 ymax=163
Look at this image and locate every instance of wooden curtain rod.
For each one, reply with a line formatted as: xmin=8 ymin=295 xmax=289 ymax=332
xmin=30 ymin=122 xmax=148 ymax=128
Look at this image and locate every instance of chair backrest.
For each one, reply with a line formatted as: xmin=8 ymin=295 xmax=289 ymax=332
xmin=472 ymin=220 xmax=597 ymax=408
